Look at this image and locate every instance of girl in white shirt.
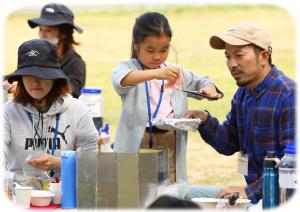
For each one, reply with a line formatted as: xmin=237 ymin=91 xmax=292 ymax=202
xmin=112 ymin=12 xmax=222 ymax=183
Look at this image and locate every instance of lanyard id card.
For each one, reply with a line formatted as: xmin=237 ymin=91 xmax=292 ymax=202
xmin=237 ymin=152 xmax=248 ymax=176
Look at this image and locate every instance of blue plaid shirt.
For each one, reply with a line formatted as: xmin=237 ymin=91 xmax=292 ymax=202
xmin=198 ymin=65 xmax=296 ymax=203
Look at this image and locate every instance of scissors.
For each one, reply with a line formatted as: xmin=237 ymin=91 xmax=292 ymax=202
xmin=180 ymin=89 xmax=222 ymax=100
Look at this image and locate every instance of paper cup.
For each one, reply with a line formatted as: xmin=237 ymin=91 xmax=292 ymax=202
xmin=15 ymin=186 xmax=32 ymax=208
xmin=49 ymin=182 xmax=61 ymax=204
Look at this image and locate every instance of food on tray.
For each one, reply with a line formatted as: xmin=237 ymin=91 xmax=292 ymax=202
xmin=152 ymin=118 xmax=201 ymax=132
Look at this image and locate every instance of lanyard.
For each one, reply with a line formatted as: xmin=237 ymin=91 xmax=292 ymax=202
xmin=137 ymin=59 xmax=165 ymax=148
xmin=51 ymin=114 xmax=60 ymax=155
xmin=26 ymin=111 xmax=41 ymax=141
xmin=145 ymin=80 xmax=165 ymax=128
xmin=25 ymin=111 xmax=60 ymax=155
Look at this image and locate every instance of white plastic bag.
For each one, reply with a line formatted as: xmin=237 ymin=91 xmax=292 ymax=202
xmin=23 ymin=150 xmax=44 ymax=177
xmin=157 ymin=182 xmax=191 ymax=198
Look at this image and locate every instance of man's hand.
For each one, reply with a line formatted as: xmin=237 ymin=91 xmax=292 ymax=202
xmin=184 ymin=110 xmax=209 ymax=124
xmin=216 ymin=186 xmax=248 ymax=199
xmin=198 ymin=83 xmax=223 ymax=101
xmin=26 ymin=153 xmax=61 ymax=171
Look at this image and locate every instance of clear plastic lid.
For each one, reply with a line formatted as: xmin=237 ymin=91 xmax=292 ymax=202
xmin=80 ymin=87 xmax=102 ymax=94
xmin=284 ymin=143 xmax=296 ymax=154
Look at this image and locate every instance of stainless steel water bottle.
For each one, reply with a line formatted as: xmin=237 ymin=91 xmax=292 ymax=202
xmin=263 ymin=151 xmax=281 ymax=209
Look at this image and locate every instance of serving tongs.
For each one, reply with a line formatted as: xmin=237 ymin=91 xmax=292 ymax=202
xmin=180 ymin=89 xmax=221 ymax=100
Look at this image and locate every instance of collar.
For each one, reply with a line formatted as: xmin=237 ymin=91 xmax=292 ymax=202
xmin=247 ymin=65 xmax=280 ymax=99
xmin=59 ymin=49 xmax=79 ymax=66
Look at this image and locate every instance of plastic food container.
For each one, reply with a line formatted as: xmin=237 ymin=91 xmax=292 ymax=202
xmin=79 ymin=87 xmax=104 ymax=130
xmin=31 ymin=190 xmax=55 ymax=206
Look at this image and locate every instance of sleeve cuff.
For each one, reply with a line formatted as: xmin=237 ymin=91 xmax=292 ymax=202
xmin=244 ymin=182 xmax=262 ymax=204
xmin=198 ymin=110 xmax=213 ymax=131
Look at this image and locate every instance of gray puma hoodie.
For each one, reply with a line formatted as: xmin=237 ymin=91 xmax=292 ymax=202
xmin=3 ymin=95 xmax=99 ymax=182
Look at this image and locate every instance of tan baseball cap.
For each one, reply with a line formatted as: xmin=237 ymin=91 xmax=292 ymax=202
xmin=210 ymin=22 xmax=272 ymax=52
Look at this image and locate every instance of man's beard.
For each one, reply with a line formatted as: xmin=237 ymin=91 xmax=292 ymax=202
xmin=230 ymin=68 xmax=246 ymax=87
xmin=236 ymin=80 xmax=247 ymax=87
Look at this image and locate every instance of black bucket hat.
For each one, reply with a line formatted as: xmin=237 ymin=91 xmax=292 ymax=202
xmin=27 ymin=3 xmax=83 ymax=33
xmin=7 ymin=39 xmax=68 ymax=83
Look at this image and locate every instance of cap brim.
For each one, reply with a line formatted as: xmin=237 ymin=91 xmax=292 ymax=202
xmin=7 ymin=66 xmax=68 ymax=83
xmin=210 ymin=34 xmax=251 ymax=49
xmin=28 ymin=18 xmax=83 ymax=33
xmin=73 ymin=25 xmax=83 ymax=33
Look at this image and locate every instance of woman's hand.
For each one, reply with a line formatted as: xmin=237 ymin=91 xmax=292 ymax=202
xmin=3 ymin=80 xmax=18 ymax=93
xmin=197 ymin=83 xmax=223 ymax=101
xmin=26 ymin=153 xmax=61 ymax=171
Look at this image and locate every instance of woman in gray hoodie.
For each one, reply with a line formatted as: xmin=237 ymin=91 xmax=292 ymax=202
xmin=3 ymin=39 xmax=98 ymax=183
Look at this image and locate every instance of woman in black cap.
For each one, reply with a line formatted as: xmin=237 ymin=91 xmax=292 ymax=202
xmin=3 ymin=3 xmax=86 ymax=98
xmin=3 ymin=39 xmax=98 ymax=183
xmin=29 ymin=3 xmax=86 ymax=98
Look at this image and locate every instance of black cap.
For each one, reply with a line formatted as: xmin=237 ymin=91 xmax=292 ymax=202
xmin=7 ymin=39 xmax=68 ymax=83
xmin=27 ymin=3 xmax=83 ymax=33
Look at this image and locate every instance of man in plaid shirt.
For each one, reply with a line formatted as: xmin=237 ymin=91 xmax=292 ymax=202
xmin=184 ymin=22 xmax=296 ymax=204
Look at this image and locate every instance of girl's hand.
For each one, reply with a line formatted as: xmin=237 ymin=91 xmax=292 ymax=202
xmin=155 ymin=66 xmax=180 ymax=81
xmin=120 ymin=66 xmax=180 ymax=86
xmin=197 ymin=83 xmax=223 ymax=101
xmin=26 ymin=153 xmax=61 ymax=171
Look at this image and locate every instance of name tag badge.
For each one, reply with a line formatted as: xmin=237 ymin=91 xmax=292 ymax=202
xmin=237 ymin=152 xmax=248 ymax=176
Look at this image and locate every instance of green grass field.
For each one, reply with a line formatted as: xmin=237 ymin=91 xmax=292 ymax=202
xmin=4 ymin=5 xmax=296 ymax=187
